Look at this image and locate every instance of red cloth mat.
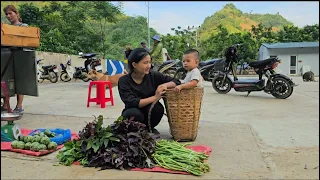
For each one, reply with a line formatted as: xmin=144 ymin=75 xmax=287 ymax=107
xmin=1 ymin=128 xmax=78 ymax=156
xmin=73 ymin=145 xmax=212 ymax=175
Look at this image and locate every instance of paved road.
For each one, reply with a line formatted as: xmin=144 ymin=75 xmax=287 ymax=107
xmin=1 ymin=76 xmax=319 ymax=179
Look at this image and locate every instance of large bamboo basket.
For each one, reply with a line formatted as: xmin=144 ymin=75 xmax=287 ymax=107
xmin=163 ymin=87 xmax=203 ymax=141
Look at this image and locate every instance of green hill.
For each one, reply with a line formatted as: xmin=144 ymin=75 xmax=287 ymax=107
xmin=199 ymin=3 xmax=293 ymax=41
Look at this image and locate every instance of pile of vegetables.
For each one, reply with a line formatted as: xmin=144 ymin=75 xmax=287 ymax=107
xmin=56 ymin=115 xmax=210 ymax=176
xmin=57 ymin=115 xmax=159 ymax=169
xmin=11 ymin=130 xmax=58 ymax=151
xmin=153 ymin=140 xmax=210 ymax=176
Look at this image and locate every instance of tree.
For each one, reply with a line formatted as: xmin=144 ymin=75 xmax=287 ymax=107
xmin=85 ymin=1 xmax=122 ymax=58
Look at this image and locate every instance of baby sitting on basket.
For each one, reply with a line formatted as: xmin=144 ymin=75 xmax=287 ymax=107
xmin=174 ymin=49 xmax=204 ymax=93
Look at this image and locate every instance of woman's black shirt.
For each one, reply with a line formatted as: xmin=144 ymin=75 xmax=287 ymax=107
xmin=118 ymin=71 xmax=181 ymax=109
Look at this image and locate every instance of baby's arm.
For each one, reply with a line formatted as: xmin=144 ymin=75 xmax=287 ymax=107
xmin=179 ymin=80 xmax=198 ymax=89
xmin=174 ymin=69 xmax=201 ymax=92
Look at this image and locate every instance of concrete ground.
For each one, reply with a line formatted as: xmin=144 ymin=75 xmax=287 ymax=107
xmin=1 ymin=76 xmax=319 ymax=179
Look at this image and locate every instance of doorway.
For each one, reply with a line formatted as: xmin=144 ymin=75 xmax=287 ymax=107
xmin=290 ymin=56 xmax=297 ymax=75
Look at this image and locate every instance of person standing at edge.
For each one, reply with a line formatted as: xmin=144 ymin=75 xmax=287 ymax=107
xmin=149 ymin=35 xmax=163 ymax=71
xmin=2 ymin=5 xmax=28 ymax=113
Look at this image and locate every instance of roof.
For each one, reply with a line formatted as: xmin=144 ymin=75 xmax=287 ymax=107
xmin=261 ymin=42 xmax=319 ymax=49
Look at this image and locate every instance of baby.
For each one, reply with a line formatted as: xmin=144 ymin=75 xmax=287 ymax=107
xmin=174 ymin=49 xmax=203 ymax=93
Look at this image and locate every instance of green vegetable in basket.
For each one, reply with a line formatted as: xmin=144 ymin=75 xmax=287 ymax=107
xmin=25 ymin=135 xmax=33 ymax=143
xmin=11 ymin=140 xmax=19 ymax=149
xmin=47 ymin=142 xmax=58 ymax=150
xmin=40 ymin=136 xmax=51 ymax=145
xmin=32 ymin=136 xmax=41 ymax=143
xmin=39 ymin=144 xmax=47 ymax=151
xmin=24 ymin=142 xmax=32 ymax=150
xmin=16 ymin=141 xmax=25 ymax=149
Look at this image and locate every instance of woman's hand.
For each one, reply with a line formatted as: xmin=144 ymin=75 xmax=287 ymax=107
xmin=155 ymin=85 xmax=167 ymax=99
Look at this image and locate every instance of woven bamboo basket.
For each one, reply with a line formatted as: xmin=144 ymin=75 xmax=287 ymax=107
xmin=163 ymin=87 xmax=203 ymax=141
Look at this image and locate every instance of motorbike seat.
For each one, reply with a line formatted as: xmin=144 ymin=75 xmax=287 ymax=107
xmin=199 ymin=58 xmax=221 ymax=67
xmin=249 ymin=58 xmax=274 ymax=68
xmin=42 ymin=65 xmax=52 ymax=69
xmin=81 ymin=53 xmax=96 ymax=58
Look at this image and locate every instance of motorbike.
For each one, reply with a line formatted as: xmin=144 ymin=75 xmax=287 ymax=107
xmin=36 ymin=59 xmax=58 ymax=83
xmin=174 ymin=58 xmax=219 ymax=81
xmin=211 ymin=44 xmax=297 ymax=99
xmin=157 ymin=59 xmax=183 ymax=77
xmin=73 ymin=66 xmax=90 ymax=82
xmin=79 ymin=52 xmax=103 ymax=73
xmin=59 ymin=58 xmax=75 ymax=82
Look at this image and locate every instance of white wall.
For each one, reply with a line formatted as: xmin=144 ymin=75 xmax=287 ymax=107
xmin=262 ymin=47 xmax=319 ymax=76
xmin=259 ymin=45 xmax=269 ymax=60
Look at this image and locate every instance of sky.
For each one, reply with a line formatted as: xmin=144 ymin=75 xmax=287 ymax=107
xmin=119 ymin=1 xmax=319 ymax=35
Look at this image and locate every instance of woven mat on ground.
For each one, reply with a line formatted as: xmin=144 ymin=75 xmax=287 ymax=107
xmin=1 ymin=129 xmax=78 ymax=156
xmin=73 ymin=145 xmax=212 ymax=175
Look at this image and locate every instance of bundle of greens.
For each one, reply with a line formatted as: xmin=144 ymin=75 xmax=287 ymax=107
xmin=57 ymin=115 xmax=158 ymax=170
xmin=152 ymin=139 xmax=210 ymax=176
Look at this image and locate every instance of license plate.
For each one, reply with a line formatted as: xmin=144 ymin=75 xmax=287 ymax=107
xmin=53 ymin=69 xmax=58 ymax=73
xmin=95 ymin=65 xmax=102 ymax=71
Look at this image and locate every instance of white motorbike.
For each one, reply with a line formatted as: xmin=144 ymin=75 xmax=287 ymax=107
xmin=59 ymin=58 xmax=75 ymax=82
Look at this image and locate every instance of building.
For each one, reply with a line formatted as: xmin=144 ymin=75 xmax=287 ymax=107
xmin=258 ymin=42 xmax=319 ymax=76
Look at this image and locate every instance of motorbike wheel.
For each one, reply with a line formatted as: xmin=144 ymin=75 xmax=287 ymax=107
xmin=60 ymin=72 xmax=72 ymax=82
xmin=212 ymin=76 xmax=232 ymax=94
xmin=81 ymin=72 xmax=90 ymax=82
xmin=174 ymin=69 xmax=187 ymax=80
xmin=48 ymin=71 xmax=58 ymax=83
xmin=270 ymin=77 xmax=293 ymax=99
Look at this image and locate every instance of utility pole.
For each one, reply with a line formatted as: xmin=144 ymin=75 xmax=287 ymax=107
xmin=146 ymin=1 xmax=150 ymax=48
xmin=196 ymin=28 xmax=198 ymax=48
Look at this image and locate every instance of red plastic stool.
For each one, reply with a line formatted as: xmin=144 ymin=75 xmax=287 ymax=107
xmin=87 ymin=81 xmax=114 ymax=108
xmin=1 ymin=81 xmax=12 ymax=113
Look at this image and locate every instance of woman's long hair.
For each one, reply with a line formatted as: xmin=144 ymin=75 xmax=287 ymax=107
xmin=3 ymin=5 xmax=22 ymax=22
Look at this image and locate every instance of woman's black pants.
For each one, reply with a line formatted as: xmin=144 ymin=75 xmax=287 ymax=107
xmin=122 ymin=102 xmax=164 ymax=130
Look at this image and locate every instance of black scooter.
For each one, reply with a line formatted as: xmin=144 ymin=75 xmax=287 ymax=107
xmin=157 ymin=59 xmax=182 ymax=78
xmin=36 ymin=59 xmax=58 ymax=83
xmin=211 ymin=44 xmax=297 ymax=99
xmin=174 ymin=58 xmax=218 ymax=81
xmin=79 ymin=52 xmax=103 ymax=73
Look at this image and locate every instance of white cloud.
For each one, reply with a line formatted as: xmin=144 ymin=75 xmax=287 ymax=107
xmin=149 ymin=11 xmax=199 ymax=35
